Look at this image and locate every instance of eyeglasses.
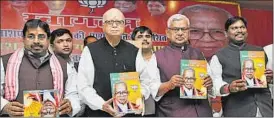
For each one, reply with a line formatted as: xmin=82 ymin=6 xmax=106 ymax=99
xmin=104 ymin=20 xmax=125 ymax=26
xmin=168 ymin=27 xmax=189 ymax=33
xmin=26 ymin=34 xmax=47 ymax=40
xmin=185 ymin=77 xmax=196 ymax=80
xmin=189 ymin=28 xmax=226 ymax=41
xmin=244 ymin=68 xmax=255 ymax=71
xmin=115 ymin=91 xmax=128 ymax=96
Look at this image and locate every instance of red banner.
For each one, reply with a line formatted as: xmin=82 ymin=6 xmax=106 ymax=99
xmin=5 ymin=1 xmax=272 ymax=116
xmin=1 ymin=1 xmax=241 ymax=61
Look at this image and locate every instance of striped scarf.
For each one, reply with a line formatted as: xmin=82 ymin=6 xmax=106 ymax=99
xmin=4 ymin=48 xmax=64 ymax=101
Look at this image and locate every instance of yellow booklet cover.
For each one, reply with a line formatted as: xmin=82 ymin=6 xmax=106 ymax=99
xmin=110 ymin=72 xmax=144 ymax=115
xmin=240 ymin=51 xmax=267 ymax=88
xmin=180 ymin=60 xmax=207 ymax=99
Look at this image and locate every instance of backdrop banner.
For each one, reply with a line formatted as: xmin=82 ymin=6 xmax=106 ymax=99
xmin=1 ymin=1 xmax=240 ymax=62
xmin=2 ymin=1 xmax=272 ymax=116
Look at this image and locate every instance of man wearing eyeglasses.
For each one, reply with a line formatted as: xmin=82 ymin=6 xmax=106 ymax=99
xmin=147 ymin=14 xmax=215 ymax=117
xmin=113 ymin=82 xmax=133 ymax=113
xmin=179 ymin=4 xmax=233 ymax=61
xmin=181 ymin=68 xmax=204 ymax=97
xmin=40 ymin=100 xmax=57 ymax=117
xmin=242 ymin=59 xmax=265 ymax=87
xmin=41 ymin=92 xmax=58 ymax=117
xmin=77 ymin=8 xmax=149 ymax=117
xmin=0 ymin=19 xmax=81 ymax=117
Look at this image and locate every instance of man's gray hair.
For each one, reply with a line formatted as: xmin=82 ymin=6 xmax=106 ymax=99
xmin=243 ymin=59 xmax=255 ymax=69
xmin=167 ymin=14 xmax=190 ymax=28
xmin=178 ymin=4 xmax=233 ymax=19
xmin=183 ymin=68 xmax=196 ymax=80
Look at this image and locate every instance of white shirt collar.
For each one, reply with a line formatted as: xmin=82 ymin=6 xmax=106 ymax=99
xmin=246 ymin=77 xmax=254 ymax=86
xmin=116 ymin=102 xmax=128 ymax=113
xmin=183 ymin=86 xmax=193 ymax=97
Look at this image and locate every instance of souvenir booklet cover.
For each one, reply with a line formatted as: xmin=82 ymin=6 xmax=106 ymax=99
xmin=180 ymin=60 xmax=207 ymax=99
xmin=240 ymin=51 xmax=267 ymax=88
xmin=110 ymin=72 xmax=144 ymax=115
xmin=24 ymin=89 xmax=59 ymax=117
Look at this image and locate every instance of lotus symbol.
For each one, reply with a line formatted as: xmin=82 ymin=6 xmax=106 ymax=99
xmin=78 ymin=0 xmax=107 ymax=13
xmin=258 ymin=63 xmax=263 ymax=68
xmin=131 ymin=85 xmax=138 ymax=91
xmin=199 ymin=73 xmax=205 ymax=78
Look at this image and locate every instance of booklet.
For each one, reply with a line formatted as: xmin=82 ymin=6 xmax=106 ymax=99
xmin=240 ymin=51 xmax=267 ymax=88
xmin=110 ymin=72 xmax=144 ymax=115
xmin=24 ymin=89 xmax=59 ymax=117
xmin=180 ymin=60 xmax=207 ymax=99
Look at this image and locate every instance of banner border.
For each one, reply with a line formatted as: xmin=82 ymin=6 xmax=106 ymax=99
xmin=194 ymin=0 xmax=241 ymax=16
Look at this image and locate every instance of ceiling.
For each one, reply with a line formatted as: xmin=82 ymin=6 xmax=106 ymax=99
xmin=235 ymin=0 xmax=273 ymax=11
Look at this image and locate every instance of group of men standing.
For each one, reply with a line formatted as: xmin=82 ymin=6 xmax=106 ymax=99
xmin=0 ymin=7 xmax=273 ymax=117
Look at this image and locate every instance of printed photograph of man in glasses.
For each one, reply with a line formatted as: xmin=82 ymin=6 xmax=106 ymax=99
xmin=113 ymin=82 xmax=134 ymax=113
xmin=242 ymin=59 xmax=266 ymax=88
xmin=180 ymin=68 xmax=205 ymax=98
xmin=179 ymin=4 xmax=233 ymax=61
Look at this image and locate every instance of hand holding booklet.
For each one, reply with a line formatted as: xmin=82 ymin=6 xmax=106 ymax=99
xmin=110 ymin=72 xmax=144 ymax=116
xmin=240 ymin=51 xmax=267 ymax=88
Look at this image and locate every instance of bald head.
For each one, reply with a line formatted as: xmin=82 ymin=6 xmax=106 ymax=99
xmin=183 ymin=68 xmax=196 ymax=89
xmin=243 ymin=59 xmax=255 ymax=79
xmin=183 ymin=68 xmax=195 ymax=80
xmin=243 ymin=59 xmax=255 ymax=69
xmin=103 ymin=8 xmax=125 ymax=23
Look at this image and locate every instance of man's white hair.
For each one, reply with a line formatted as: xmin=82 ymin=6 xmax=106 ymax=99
xmin=167 ymin=14 xmax=190 ymax=28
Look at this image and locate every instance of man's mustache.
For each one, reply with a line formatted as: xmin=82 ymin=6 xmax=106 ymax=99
xmin=142 ymin=41 xmax=150 ymax=45
xmin=235 ymin=33 xmax=245 ymax=36
xmin=31 ymin=44 xmax=43 ymax=48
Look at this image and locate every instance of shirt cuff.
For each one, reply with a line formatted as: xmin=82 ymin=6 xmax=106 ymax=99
xmin=218 ymin=83 xmax=230 ymax=97
xmin=0 ymin=97 xmax=9 ymax=115
xmin=96 ymin=99 xmax=105 ymax=110
xmin=141 ymin=83 xmax=150 ymax=100
xmin=75 ymin=104 xmax=86 ymax=116
xmin=150 ymin=82 xmax=162 ymax=101
xmin=66 ymin=97 xmax=81 ymax=116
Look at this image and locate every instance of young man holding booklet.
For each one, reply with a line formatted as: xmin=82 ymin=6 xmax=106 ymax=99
xmin=210 ymin=16 xmax=273 ymax=117
xmin=0 ymin=19 xmax=81 ymax=117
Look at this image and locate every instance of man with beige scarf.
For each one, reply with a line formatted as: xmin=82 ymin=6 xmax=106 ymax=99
xmin=0 ymin=19 xmax=81 ymax=117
